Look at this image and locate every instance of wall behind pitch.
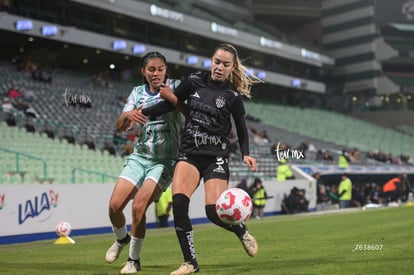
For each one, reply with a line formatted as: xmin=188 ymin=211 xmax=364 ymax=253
xmin=0 ymin=179 xmax=315 ymax=244
xmin=0 ymin=184 xmax=119 ymax=244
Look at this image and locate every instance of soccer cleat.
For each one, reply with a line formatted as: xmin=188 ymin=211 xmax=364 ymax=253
xmin=170 ymin=262 xmax=199 ymax=275
xmin=240 ymin=230 xmax=258 ymax=257
xmin=105 ymin=234 xmax=131 ymax=263
xmin=120 ymin=259 xmax=141 ymax=274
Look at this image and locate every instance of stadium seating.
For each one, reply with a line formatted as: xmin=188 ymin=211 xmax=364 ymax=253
xmin=0 ymin=60 xmax=132 ymax=148
xmin=1 ymin=59 xmax=413 ymax=184
xmin=243 ymin=101 xmax=414 ymax=160
xmin=397 ymin=125 xmax=414 ymax=137
xmin=0 ymin=122 xmax=122 ymax=184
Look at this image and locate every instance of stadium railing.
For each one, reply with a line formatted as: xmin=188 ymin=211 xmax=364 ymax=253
xmin=0 ymin=147 xmax=48 ymax=183
xmin=71 ymin=167 xmax=118 ymax=184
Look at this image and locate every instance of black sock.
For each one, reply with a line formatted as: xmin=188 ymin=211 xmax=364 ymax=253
xmin=118 ymin=234 xmax=131 ymax=244
xmin=127 ymin=257 xmax=140 ymax=263
xmin=173 ymin=194 xmax=198 ymax=266
xmin=205 ymin=204 xmax=246 ymax=238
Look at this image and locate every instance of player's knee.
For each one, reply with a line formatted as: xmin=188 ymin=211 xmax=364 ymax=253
xmin=131 ymin=202 xmax=146 ymax=222
xmin=108 ymin=201 xmax=123 ymax=216
xmin=172 ymin=193 xmax=189 ymax=217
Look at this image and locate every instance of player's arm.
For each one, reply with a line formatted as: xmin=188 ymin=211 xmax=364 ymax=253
xmin=160 ymin=79 xmax=189 ymax=115
xmin=232 ymin=96 xmax=257 ymax=172
xmin=117 ymin=88 xmax=148 ymax=132
xmin=116 ymin=106 xmax=147 ymax=132
xmin=143 ymin=78 xmax=190 ymax=117
xmin=116 ymin=112 xmax=130 ymax=132
xmin=160 ymin=82 xmax=178 ymax=106
xmin=141 ymin=101 xmax=176 ymax=118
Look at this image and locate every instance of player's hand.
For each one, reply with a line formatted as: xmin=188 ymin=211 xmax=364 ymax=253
xmin=129 ymin=106 xmax=147 ymax=125
xmin=117 ymin=107 xmax=147 ymax=132
xmin=117 ymin=117 xmax=132 ymax=132
xmin=243 ymin=156 xmax=257 ymax=172
xmin=160 ymin=80 xmax=175 ymax=102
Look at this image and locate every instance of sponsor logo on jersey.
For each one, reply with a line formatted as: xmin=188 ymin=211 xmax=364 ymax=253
xmin=190 ymin=100 xmax=219 ymax=116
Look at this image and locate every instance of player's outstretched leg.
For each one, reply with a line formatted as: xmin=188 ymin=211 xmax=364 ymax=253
xmin=171 ymin=194 xmax=200 ymax=275
xmin=205 ymin=205 xmax=258 ymax=257
xmin=105 ymin=234 xmax=131 ymax=263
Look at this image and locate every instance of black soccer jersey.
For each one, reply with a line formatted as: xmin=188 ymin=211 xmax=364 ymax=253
xmin=143 ymin=71 xmax=250 ymax=158
xmin=176 ymin=71 xmax=250 ymax=157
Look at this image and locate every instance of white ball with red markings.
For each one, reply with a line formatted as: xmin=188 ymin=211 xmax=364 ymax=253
xmin=56 ymin=221 xmax=71 ymax=236
xmin=216 ymin=188 xmax=253 ymax=225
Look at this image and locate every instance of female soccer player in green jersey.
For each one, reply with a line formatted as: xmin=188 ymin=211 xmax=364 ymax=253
xmin=105 ymin=52 xmax=183 ymax=274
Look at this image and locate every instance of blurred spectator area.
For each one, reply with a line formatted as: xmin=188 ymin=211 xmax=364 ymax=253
xmin=243 ymin=100 xmax=414 ymax=164
xmin=1 ymin=60 xmax=413 ymax=184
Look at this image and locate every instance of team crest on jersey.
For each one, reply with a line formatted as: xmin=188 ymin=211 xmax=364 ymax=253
xmin=216 ymin=96 xmax=225 ymax=108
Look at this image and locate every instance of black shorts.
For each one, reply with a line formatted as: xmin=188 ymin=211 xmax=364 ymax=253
xmin=177 ymin=153 xmax=229 ymax=182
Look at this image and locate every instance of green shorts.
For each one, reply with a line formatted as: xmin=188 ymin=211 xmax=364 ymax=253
xmin=119 ymin=154 xmax=173 ymax=192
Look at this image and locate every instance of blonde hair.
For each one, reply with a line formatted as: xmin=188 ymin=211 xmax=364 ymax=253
xmin=214 ymin=43 xmax=263 ymax=98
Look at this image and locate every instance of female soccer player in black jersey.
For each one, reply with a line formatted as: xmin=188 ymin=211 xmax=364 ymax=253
xmin=142 ymin=43 xmax=261 ymax=275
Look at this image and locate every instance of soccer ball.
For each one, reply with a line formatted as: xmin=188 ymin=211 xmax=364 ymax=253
xmin=56 ymin=221 xmax=72 ymax=236
xmin=216 ymin=188 xmax=252 ymax=225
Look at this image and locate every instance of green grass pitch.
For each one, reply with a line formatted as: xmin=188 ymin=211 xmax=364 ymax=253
xmin=0 ymin=206 xmax=413 ymax=274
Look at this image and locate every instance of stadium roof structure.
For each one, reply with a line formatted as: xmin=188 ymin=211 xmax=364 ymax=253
xmin=322 ymin=0 xmax=414 ymax=96
xmin=0 ymin=0 xmax=335 ymax=94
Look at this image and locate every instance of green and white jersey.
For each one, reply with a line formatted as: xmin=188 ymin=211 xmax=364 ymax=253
xmin=123 ymin=79 xmax=182 ymax=161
